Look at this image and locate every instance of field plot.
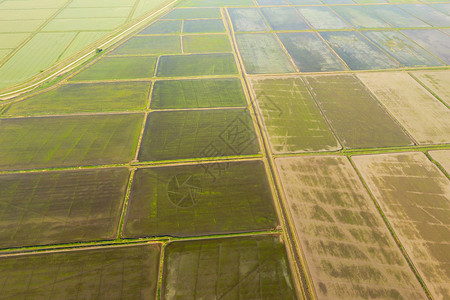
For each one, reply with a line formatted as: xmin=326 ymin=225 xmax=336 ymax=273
xmin=162 ymin=235 xmax=297 ymax=299
xmin=58 ymin=31 xmax=108 ymax=61
xmin=162 ymin=8 xmax=222 ymax=19
xmin=305 ymin=75 xmax=412 ymax=148
xmin=260 ymin=7 xmax=310 ymax=31
xmin=0 ymin=9 xmax=57 ymax=20
xmin=257 ymin=0 xmax=290 ymax=5
xmin=110 ymin=36 xmax=181 ymax=55
xmin=43 ymin=18 xmax=126 ymax=31
xmin=151 ymin=78 xmax=246 ymax=109
xmin=236 ymin=33 xmax=296 ymax=74
xmin=278 ymin=32 xmax=347 ymax=72
xmin=398 ymin=4 xmax=450 ymax=27
xmin=56 ymin=7 xmax=131 ymax=18
xmin=0 ymin=168 xmax=129 ymax=248
xmin=412 ymin=70 xmax=450 ymax=106
xmin=322 ymin=0 xmax=355 ymax=3
xmin=123 ymin=160 xmax=278 ymax=238
xmin=431 ymin=3 xmax=450 ymax=15
xmin=182 ymin=34 xmax=232 ymax=53
xmin=227 ymin=8 xmax=271 ymax=32
xmin=0 ymin=33 xmax=30 ymax=49
xmin=183 ymin=19 xmax=225 ymax=33
xmin=0 ymin=244 xmax=161 ymax=299
xmin=275 ymin=156 xmax=427 ymax=300
xmin=3 ymin=82 xmax=151 ymax=116
xmin=179 ymin=0 xmax=255 ymax=7
xmin=362 ymin=30 xmax=445 ymax=67
xmin=364 ymin=5 xmax=431 ymax=28
xmin=289 ymin=0 xmax=323 ymax=4
xmin=0 ymin=20 xmax=44 ymax=33
xmin=71 ymin=56 xmax=157 ymax=80
xmin=320 ymin=31 xmax=400 ymax=70
xmin=296 ymin=6 xmax=352 ymax=30
xmin=139 ymin=20 xmax=182 ymax=35
xmin=251 ymin=77 xmax=340 ymax=153
xmin=353 ymin=152 xmax=450 ymax=300
xmin=0 ymin=32 xmax=76 ymax=89
xmin=331 ymin=6 xmax=390 ymax=28
xmin=156 ymin=53 xmax=238 ymax=77
xmin=138 ymin=109 xmax=259 ymax=161
xmin=429 ymin=150 xmax=450 ymax=174
xmin=0 ymin=114 xmax=143 ymax=170
xmin=357 ymin=72 xmax=450 ymax=144
xmin=401 ymin=30 xmax=450 ymax=64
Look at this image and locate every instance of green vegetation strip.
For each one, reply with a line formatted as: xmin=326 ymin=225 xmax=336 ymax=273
xmin=0 ymin=113 xmax=144 ymax=171
xmin=3 ymin=82 xmax=151 ymax=116
xmin=0 ymin=244 xmax=161 ymax=299
xmin=151 ymin=78 xmax=246 ymax=109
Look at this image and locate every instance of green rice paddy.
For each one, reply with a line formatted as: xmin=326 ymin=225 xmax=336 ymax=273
xmin=151 ymin=78 xmax=246 ymax=109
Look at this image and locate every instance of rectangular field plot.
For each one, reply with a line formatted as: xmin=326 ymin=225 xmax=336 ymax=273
xmin=162 ymin=8 xmax=222 ymax=19
xmin=412 ymin=70 xmax=450 ymax=106
xmin=352 ymin=152 xmax=450 ymax=300
xmin=278 ymin=32 xmax=347 ymax=72
xmin=156 ymin=53 xmax=238 ymax=77
xmin=138 ymin=109 xmax=259 ymax=161
xmin=251 ymin=77 xmax=340 ymax=153
xmin=151 ymin=78 xmax=246 ymax=109
xmin=276 ymin=156 xmax=427 ymax=300
xmin=0 ymin=33 xmax=30 ymax=49
xmin=0 ymin=168 xmax=129 ymax=248
xmin=0 ymin=114 xmax=143 ymax=170
xmin=365 ymin=5 xmax=431 ymax=28
xmin=398 ymin=4 xmax=450 ymax=27
xmin=43 ymin=18 xmax=126 ymax=31
xmin=260 ymin=7 xmax=310 ymax=31
xmin=71 ymin=56 xmax=157 ymax=80
xmin=357 ymin=72 xmax=450 ymax=144
xmin=362 ymin=30 xmax=445 ymax=67
xmin=320 ymin=31 xmax=400 ymax=70
xmin=0 ymin=20 xmax=44 ymax=33
xmin=183 ymin=19 xmax=225 ymax=33
xmin=257 ymin=0 xmax=290 ymax=5
xmin=401 ymin=30 xmax=450 ymax=64
xmin=162 ymin=235 xmax=297 ymax=299
xmin=179 ymin=0 xmax=254 ymax=7
xmin=305 ymin=75 xmax=412 ymax=148
xmin=429 ymin=150 xmax=450 ymax=174
xmin=227 ymin=8 xmax=270 ymax=32
xmin=123 ymin=161 xmax=278 ymax=238
xmin=236 ymin=33 xmax=296 ymax=74
xmin=332 ymin=6 xmax=390 ymax=28
xmin=182 ymin=34 xmax=231 ymax=53
xmin=110 ymin=35 xmax=181 ymax=56
xmin=3 ymin=82 xmax=151 ymax=116
xmin=296 ymin=6 xmax=352 ymax=30
xmin=138 ymin=20 xmax=182 ymax=35
xmin=0 ymin=244 xmax=160 ymax=299
xmin=56 ymin=7 xmax=131 ymax=18
xmin=289 ymin=0 xmax=322 ymax=4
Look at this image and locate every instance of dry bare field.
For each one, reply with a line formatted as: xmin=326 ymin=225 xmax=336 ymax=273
xmin=353 ymin=152 xmax=450 ymax=300
xmin=357 ymin=72 xmax=450 ymax=145
xmin=275 ymin=155 xmax=426 ymax=300
xmin=429 ymin=150 xmax=450 ymax=174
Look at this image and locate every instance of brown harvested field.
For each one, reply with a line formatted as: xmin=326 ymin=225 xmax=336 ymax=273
xmin=352 ymin=152 xmax=450 ymax=300
xmin=412 ymin=70 xmax=450 ymax=106
xmin=275 ymin=155 xmax=426 ymax=300
xmin=429 ymin=150 xmax=450 ymax=174
xmin=357 ymin=72 xmax=450 ymax=145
